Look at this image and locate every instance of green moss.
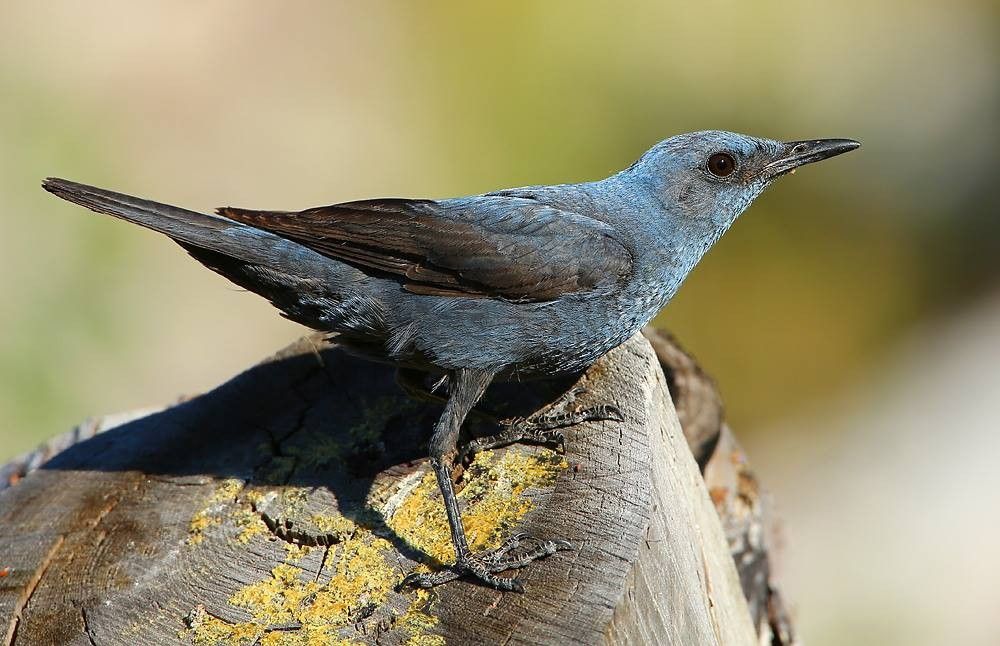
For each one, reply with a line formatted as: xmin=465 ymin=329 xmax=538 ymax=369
xmin=349 ymin=396 xmax=419 ymax=446
xmin=287 ymin=433 xmax=345 ymax=469
xmin=255 ymin=456 xmax=297 ymax=484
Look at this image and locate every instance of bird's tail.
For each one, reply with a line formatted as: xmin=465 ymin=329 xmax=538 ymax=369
xmin=43 ymin=178 xmax=240 ymax=251
xmin=41 ymin=178 xmax=372 ymax=313
xmin=41 ymin=177 xmax=332 ymax=274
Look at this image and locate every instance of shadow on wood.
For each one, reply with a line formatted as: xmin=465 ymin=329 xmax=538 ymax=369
xmin=0 ymin=331 xmax=779 ymax=645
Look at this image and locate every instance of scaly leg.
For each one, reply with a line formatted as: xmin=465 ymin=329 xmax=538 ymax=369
xmin=395 ymin=367 xmax=495 ymax=424
xmin=400 ymin=368 xmax=572 ymax=592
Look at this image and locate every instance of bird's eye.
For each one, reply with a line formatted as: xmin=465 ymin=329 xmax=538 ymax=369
xmin=707 ymin=152 xmax=737 ymax=177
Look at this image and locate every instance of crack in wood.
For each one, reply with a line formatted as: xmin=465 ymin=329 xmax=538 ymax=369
xmin=314 ymin=545 xmax=331 ymax=584
xmin=79 ymin=606 xmax=98 ymax=646
xmin=3 ymin=535 xmax=65 ymax=646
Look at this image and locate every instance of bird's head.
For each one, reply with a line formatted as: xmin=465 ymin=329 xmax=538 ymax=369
xmin=628 ymin=130 xmax=859 ymax=237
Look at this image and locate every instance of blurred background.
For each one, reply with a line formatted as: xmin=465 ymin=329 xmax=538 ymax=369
xmin=0 ymin=2 xmax=997 ymax=643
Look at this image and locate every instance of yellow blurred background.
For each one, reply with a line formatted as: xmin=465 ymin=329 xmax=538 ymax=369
xmin=1 ymin=2 xmax=997 ymax=644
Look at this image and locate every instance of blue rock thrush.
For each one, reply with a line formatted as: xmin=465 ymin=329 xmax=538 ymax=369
xmin=43 ymin=130 xmax=859 ymax=591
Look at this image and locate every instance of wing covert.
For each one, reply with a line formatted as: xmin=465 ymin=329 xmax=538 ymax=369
xmin=216 ymin=196 xmax=631 ymax=302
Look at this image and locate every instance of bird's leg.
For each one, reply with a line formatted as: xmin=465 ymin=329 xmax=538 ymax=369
xmin=394 ymin=367 xmax=496 ymax=423
xmin=400 ymin=368 xmax=573 ymax=592
xmin=394 ymin=367 xmax=449 ymax=407
xmin=457 ymin=385 xmax=623 ymax=465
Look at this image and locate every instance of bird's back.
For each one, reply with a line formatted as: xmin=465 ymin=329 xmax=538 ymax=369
xmin=44 ymin=178 xmax=648 ymax=377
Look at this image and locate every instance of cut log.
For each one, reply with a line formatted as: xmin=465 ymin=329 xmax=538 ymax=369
xmin=0 ymin=331 xmax=778 ymax=645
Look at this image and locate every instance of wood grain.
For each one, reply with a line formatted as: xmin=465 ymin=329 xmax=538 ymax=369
xmin=0 ymin=333 xmax=758 ymax=645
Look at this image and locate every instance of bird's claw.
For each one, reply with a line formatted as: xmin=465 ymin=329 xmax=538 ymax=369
xmin=399 ymin=533 xmax=574 ymax=592
xmin=457 ymin=425 xmax=566 ymax=465
xmin=505 ymin=402 xmax=625 ymax=433
xmin=457 ymin=402 xmax=623 ymax=465
xmin=583 ymin=403 xmax=626 ymax=423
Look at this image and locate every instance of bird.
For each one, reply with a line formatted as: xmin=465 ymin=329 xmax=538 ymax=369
xmin=43 ymin=130 xmax=859 ymax=592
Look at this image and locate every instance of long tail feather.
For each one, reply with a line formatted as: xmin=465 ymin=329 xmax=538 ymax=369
xmin=42 ymin=178 xmax=367 ymax=294
xmin=42 ymin=178 xmax=236 ymax=249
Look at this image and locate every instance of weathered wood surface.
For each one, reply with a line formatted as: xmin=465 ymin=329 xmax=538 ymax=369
xmin=643 ymin=328 xmax=795 ymax=644
xmin=0 ymin=331 xmax=781 ymax=645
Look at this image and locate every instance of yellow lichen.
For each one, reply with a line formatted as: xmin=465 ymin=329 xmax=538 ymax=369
xmin=185 ymin=605 xmax=262 ymax=645
xmin=212 ymin=478 xmax=246 ymax=503
xmin=297 ymin=534 xmax=397 ymax=627
xmin=229 ymin=563 xmax=319 ymax=627
xmin=235 ymin=507 xmax=270 ymax=545
xmin=186 ymin=535 xmax=397 ymax=644
xmin=282 ymin=543 xmax=311 ymax=563
xmin=320 ymin=543 xmax=338 ymax=574
xmin=397 ymin=589 xmax=444 ymax=646
xmin=405 ymin=634 xmax=447 ymax=646
xmin=244 ymin=488 xmax=271 ymax=507
xmin=281 ymin=487 xmax=310 ymax=512
xmin=258 ymin=633 xmax=364 ymax=646
xmin=183 ymin=446 xmax=566 ymax=644
xmin=385 ymin=449 xmax=567 ymax=563
xmin=187 ymin=511 xmax=219 ymax=546
xmin=310 ymin=513 xmax=356 ymax=541
xmin=187 ymin=479 xmax=247 ymax=545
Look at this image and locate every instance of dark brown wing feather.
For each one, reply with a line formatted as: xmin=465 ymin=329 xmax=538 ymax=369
xmin=216 ymin=197 xmax=631 ymax=302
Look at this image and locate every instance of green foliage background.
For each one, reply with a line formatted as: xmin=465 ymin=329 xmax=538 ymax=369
xmin=1 ymin=2 xmax=996 ymax=456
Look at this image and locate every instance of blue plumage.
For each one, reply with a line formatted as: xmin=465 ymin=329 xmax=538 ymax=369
xmin=43 ymin=129 xmax=859 ymax=591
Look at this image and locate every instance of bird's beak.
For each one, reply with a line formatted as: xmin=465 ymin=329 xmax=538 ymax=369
xmin=763 ymin=138 xmax=860 ymax=180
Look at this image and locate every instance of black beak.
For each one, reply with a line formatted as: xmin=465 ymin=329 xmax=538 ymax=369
xmin=763 ymin=138 xmax=860 ymax=180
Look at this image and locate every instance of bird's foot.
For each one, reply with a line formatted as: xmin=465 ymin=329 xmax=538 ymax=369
xmin=399 ymin=532 xmax=573 ymax=592
xmin=458 ymin=400 xmax=624 ymax=465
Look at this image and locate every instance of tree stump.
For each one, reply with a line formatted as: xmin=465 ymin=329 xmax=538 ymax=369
xmin=0 ymin=331 xmax=785 ymax=645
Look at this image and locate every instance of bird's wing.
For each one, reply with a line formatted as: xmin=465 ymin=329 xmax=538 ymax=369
xmin=216 ymin=196 xmax=632 ymax=302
